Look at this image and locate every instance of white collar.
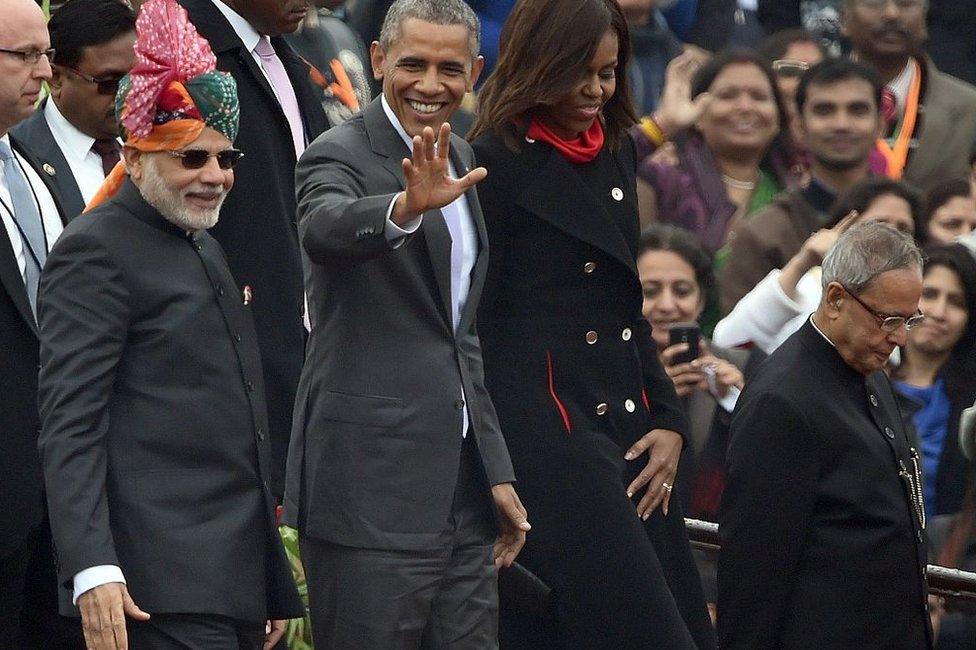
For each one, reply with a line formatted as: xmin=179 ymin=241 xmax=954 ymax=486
xmin=809 ymin=314 xmax=837 ymax=348
xmin=44 ymin=98 xmax=97 ymax=164
xmin=380 ymin=94 xmax=414 ymax=151
xmin=887 ymin=58 xmax=916 ymax=112
xmin=210 ymin=0 xmax=262 ymax=52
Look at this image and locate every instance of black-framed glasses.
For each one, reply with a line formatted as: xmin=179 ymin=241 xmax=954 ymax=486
xmin=166 ymin=149 xmax=244 ymax=170
xmin=0 ymin=47 xmax=55 ymax=65
xmin=855 ymin=0 xmax=925 ymax=11
xmin=61 ymin=65 xmax=123 ymax=96
xmin=772 ymin=59 xmax=811 ymax=77
xmin=842 ymin=285 xmax=925 ymax=332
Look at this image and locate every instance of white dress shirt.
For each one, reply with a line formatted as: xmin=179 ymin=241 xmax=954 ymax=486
xmin=380 ymin=95 xmax=478 ymax=436
xmin=44 ymin=98 xmax=115 ymax=205
xmin=0 ymin=134 xmax=64 ymax=284
xmin=210 ymin=0 xmax=306 ymax=151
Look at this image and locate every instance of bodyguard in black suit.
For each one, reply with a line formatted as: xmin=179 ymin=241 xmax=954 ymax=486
xmin=0 ymin=0 xmax=71 ymax=644
xmin=284 ymin=2 xmax=529 ymax=646
xmin=719 ymin=222 xmax=932 ymax=649
xmin=178 ymin=0 xmax=330 ymax=496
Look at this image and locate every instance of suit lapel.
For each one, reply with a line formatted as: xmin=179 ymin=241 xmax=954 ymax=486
xmin=515 ymin=144 xmax=637 ymax=276
xmin=0 ymin=225 xmax=37 ymax=337
xmin=363 ymin=99 xmax=453 ymax=330
xmin=909 ymin=63 xmax=954 ymax=184
xmin=12 ymin=136 xmax=69 ymax=227
xmin=12 ymin=107 xmax=84 ymax=219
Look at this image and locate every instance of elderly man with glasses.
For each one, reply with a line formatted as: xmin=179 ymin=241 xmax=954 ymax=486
xmin=36 ymin=1 xmax=304 ymax=648
xmin=718 ymin=221 xmax=933 ymax=649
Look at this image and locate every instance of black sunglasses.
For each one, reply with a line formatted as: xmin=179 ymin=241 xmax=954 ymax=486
xmin=61 ymin=65 xmax=124 ymax=96
xmin=166 ymin=149 xmax=244 ymax=170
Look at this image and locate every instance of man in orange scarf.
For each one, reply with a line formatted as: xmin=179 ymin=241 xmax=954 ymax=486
xmin=37 ymin=1 xmax=304 ymax=648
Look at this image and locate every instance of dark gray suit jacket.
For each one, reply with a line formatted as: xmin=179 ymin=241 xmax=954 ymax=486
xmin=282 ymin=98 xmax=515 ymax=550
xmin=37 ymin=180 xmax=303 ymax=621
xmin=11 ymin=101 xmax=87 ymax=220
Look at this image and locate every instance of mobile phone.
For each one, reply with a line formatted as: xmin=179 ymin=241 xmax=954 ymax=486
xmin=669 ymin=323 xmax=700 ymax=364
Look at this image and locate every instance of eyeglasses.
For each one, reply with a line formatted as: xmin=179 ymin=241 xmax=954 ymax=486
xmin=842 ymin=285 xmax=925 ymax=332
xmin=855 ymin=0 xmax=925 ymax=11
xmin=772 ymin=59 xmax=811 ymax=77
xmin=166 ymin=149 xmax=244 ymax=170
xmin=61 ymin=66 xmax=124 ymax=96
xmin=0 ymin=47 xmax=55 ymax=65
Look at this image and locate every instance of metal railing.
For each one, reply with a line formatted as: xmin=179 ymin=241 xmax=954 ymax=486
xmin=685 ymin=518 xmax=976 ymax=604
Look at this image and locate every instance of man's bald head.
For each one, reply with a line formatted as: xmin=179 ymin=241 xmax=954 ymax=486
xmin=0 ymin=0 xmax=51 ymax=135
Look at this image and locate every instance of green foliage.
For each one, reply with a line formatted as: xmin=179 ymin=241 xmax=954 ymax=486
xmin=279 ymin=526 xmax=314 ymax=649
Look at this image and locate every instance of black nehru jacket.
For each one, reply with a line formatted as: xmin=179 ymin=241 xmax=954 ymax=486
xmin=718 ymin=320 xmax=931 ymax=649
xmin=37 ymin=180 xmax=302 ymax=621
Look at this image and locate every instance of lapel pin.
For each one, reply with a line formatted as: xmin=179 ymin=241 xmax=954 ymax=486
xmin=43 ymin=163 xmax=56 ymax=177
xmin=243 ymin=285 xmax=252 ymax=305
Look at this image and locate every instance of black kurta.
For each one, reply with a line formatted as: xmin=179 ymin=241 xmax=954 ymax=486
xmin=474 ymin=130 xmax=715 ymax=649
xmin=718 ymin=320 xmax=931 ymax=649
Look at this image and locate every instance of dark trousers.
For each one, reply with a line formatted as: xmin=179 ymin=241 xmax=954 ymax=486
xmin=301 ymin=434 xmax=498 ymax=649
xmin=128 ymin=614 xmax=266 ymax=649
xmin=0 ymin=531 xmax=33 ymax=650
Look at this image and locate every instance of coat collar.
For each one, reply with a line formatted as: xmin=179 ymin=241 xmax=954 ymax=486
xmin=109 ymin=178 xmax=195 ymax=241
xmin=512 ymin=139 xmax=638 ymax=276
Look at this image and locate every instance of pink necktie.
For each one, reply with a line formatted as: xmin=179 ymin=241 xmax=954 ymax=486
xmin=254 ymin=36 xmax=305 ymax=159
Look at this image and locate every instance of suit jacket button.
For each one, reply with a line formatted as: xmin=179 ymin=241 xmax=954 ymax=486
xmin=869 ymin=394 xmax=878 ymax=407
xmin=624 ymin=399 xmax=636 ymax=413
xmin=257 ymin=427 xmax=265 ymax=441
xmin=215 ymin=284 xmax=224 ymax=296
xmin=455 ymin=399 xmax=465 ymax=410
xmin=621 ymin=327 xmax=632 ymax=341
xmin=596 ymin=402 xmax=608 ymax=416
xmin=585 ymin=330 xmax=598 ymax=344
xmin=234 ymin=333 xmax=242 ymax=342
xmin=884 ymin=426 xmax=895 ymax=439
xmin=246 ymin=380 xmax=255 ymax=392
xmin=583 ymin=261 xmax=597 ymax=274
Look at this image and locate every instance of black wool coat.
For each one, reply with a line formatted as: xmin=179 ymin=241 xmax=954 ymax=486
xmin=473 ymin=129 xmax=715 ymax=650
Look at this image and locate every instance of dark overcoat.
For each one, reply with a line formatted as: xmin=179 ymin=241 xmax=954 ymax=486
xmin=178 ymin=0 xmax=331 ymax=496
xmin=473 ymin=129 xmax=715 ymax=650
xmin=718 ymin=320 xmax=931 ymax=649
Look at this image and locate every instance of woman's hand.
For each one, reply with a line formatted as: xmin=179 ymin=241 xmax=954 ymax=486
xmin=779 ymin=211 xmax=859 ymax=299
xmin=661 ymin=342 xmax=707 ymax=397
xmin=652 ymin=49 xmax=713 ymax=139
xmin=624 ymin=429 xmax=683 ymax=518
xmin=694 ymin=355 xmax=744 ymax=398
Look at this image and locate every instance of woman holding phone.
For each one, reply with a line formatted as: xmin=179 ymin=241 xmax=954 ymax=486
xmin=470 ymin=0 xmax=714 ymax=647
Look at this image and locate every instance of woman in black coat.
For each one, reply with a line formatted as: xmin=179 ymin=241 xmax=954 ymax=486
xmin=470 ymin=1 xmax=714 ymax=647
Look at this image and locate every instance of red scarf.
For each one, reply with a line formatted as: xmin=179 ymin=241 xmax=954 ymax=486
xmin=526 ymin=117 xmax=605 ymax=164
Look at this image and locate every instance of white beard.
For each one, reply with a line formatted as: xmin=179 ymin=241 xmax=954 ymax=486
xmin=139 ymin=156 xmax=226 ymax=231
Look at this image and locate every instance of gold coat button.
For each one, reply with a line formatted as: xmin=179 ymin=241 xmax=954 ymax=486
xmin=596 ymin=402 xmax=608 ymax=416
xmin=611 ymin=187 xmax=624 ymax=201
xmin=586 ymin=330 xmax=599 ymax=344
xmin=583 ymin=261 xmax=597 ymax=274
xmin=625 ymin=399 xmax=636 ymax=413
xmin=621 ymin=327 xmax=632 ymax=341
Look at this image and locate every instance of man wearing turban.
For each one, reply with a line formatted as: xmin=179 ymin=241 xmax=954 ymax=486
xmin=36 ymin=1 xmax=303 ymax=648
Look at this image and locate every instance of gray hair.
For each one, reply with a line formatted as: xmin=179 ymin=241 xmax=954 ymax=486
xmin=378 ymin=0 xmax=481 ymax=60
xmin=821 ymin=221 xmax=922 ymax=293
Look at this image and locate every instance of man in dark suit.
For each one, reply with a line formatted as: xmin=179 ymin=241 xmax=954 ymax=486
xmin=718 ymin=221 xmax=932 ymax=649
xmin=37 ymin=4 xmax=302 ymax=647
xmin=0 ymin=0 xmax=72 ymax=645
xmin=178 ymin=0 xmax=331 ymax=497
xmin=284 ymin=1 xmax=529 ymax=646
xmin=11 ymin=0 xmax=135 ymax=220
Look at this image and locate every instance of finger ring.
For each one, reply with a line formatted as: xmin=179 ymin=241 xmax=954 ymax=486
xmin=661 ymin=482 xmax=673 ymax=492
